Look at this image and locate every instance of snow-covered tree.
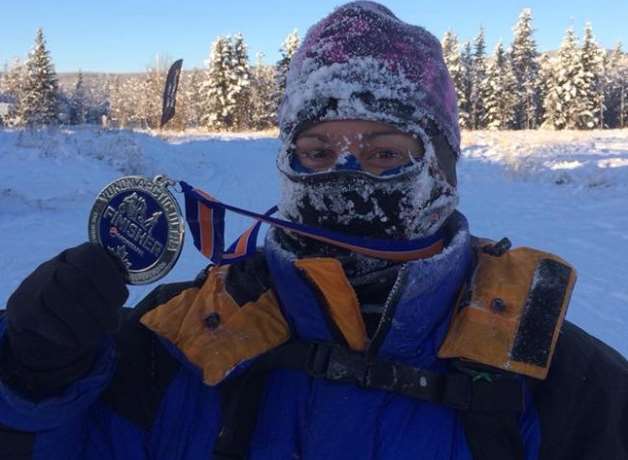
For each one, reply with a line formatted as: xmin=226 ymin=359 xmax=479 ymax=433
xmin=77 ymin=74 xmax=112 ymax=126
xmin=0 ymin=59 xmax=23 ymax=125
xmin=142 ymin=56 xmax=173 ymax=129
xmin=441 ymin=31 xmax=460 ymax=78
xmin=481 ymin=41 xmax=518 ymax=129
xmin=250 ymin=52 xmax=277 ymax=130
xmin=69 ymin=70 xmax=88 ymax=124
xmin=606 ymin=43 xmax=628 ymax=128
xmin=536 ymin=54 xmax=553 ymax=125
xmin=12 ymin=28 xmax=59 ymax=126
xmin=230 ymin=33 xmax=252 ymax=130
xmin=183 ymin=69 xmax=204 ymax=128
xmin=459 ymin=41 xmax=474 ymax=129
xmin=201 ymin=36 xmax=233 ymax=130
xmin=0 ymin=58 xmax=23 ymax=98
xmin=471 ymin=28 xmax=487 ymax=129
xmin=109 ymin=75 xmax=146 ymax=128
xmin=201 ymin=35 xmax=251 ymax=131
xmin=543 ymin=28 xmax=584 ymax=130
xmin=108 ymin=76 xmax=128 ymax=127
xmin=510 ymin=8 xmax=540 ymax=129
xmin=275 ymin=29 xmax=300 ymax=102
xmin=442 ymin=32 xmax=470 ymax=129
xmin=577 ymin=23 xmax=605 ymax=129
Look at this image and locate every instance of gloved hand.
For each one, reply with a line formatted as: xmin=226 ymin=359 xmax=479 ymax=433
xmin=0 ymin=243 xmax=128 ymax=399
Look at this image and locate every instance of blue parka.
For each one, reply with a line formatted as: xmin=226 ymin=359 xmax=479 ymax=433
xmin=1 ymin=216 xmax=626 ymax=460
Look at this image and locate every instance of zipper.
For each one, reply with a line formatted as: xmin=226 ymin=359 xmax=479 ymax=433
xmin=367 ymin=263 xmax=408 ymax=358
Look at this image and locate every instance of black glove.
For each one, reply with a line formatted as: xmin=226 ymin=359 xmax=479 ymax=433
xmin=0 ymin=243 xmax=128 ymax=400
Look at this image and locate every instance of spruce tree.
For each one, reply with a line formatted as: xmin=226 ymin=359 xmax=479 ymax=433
xmin=275 ymin=29 xmax=300 ymax=103
xmin=108 ymin=76 xmax=125 ymax=127
xmin=200 ymin=35 xmax=251 ymax=131
xmin=0 ymin=58 xmax=23 ymax=99
xmin=141 ymin=56 xmax=171 ymax=129
xmin=543 ymin=28 xmax=584 ymax=129
xmin=13 ymin=28 xmax=59 ymax=126
xmin=536 ymin=54 xmax=553 ymax=125
xmin=230 ymin=33 xmax=251 ymax=130
xmin=110 ymin=75 xmax=146 ymax=128
xmin=0 ymin=59 xmax=23 ymax=125
xmin=471 ymin=28 xmax=487 ymax=129
xmin=606 ymin=43 xmax=628 ymax=128
xmin=510 ymin=9 xmax=540 ymax=129
xmin=69 ymin=70 xmax=88 ymax=124
xmin=442 ymin=32 xmax=468 ymax=129
xmin=481 ymin=41 xmax=518 ymax=129
xmin=459 ymin=41 xmax=474 ymax=129
xmin=577 ymin=23 xmax=605 ymax=129
xmin=250 ymin=52 xmax=277 ymax=130
xmin=184 ymin=69 xmax=204 ymax=128
xmin=617 ymin=46 xmax=628 ymax=129
xmin=201 ymin=36 xmax=234 ymax=130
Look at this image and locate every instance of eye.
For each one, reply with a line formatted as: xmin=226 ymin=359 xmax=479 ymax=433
xmin=360 ymin=149 xmax=413 ymax=175
xmin=364 ymin=149 xmax=406 ymax=165
xmin=372 ymin=150 xmax=401 ymax=160
xmin=300 ymin=149 xmax=331 ymax=160
xmin=295 ymin=149 xmax=337 ymax=170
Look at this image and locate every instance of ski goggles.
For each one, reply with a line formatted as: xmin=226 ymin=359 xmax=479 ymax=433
xmin=289 ymin=151 xmax=417 ymax=177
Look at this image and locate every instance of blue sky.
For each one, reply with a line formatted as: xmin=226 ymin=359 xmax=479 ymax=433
xmin=2 ymin=1 xmax=627 ymax=73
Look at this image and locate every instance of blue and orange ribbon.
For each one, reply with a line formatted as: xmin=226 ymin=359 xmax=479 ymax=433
xmin=180 ymin=181 xmax=444 ymax=266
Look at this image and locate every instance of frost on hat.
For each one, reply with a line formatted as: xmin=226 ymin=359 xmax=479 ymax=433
xmin=277 ymin=1 xmax=460 ymax=157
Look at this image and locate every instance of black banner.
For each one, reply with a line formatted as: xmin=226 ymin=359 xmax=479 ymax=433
xmin=160 ymin=58 xmax=183 ymax=128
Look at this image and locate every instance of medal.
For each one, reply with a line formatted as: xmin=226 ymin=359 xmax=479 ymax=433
xmin=88 ymin=175 xmax=185 ymax=285
xmin=89 ymin=175 xmax=445 ymax=285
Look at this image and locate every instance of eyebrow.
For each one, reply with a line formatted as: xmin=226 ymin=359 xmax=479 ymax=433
xmin=296 ymin=134 xmax=328 ymax=143
xmin=363 ymin=130 xmax=407 ymax=141
xmin=296 ymin=130 xmax=407 ymax=143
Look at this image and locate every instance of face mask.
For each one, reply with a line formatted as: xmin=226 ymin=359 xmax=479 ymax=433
xmin=276 ymin=132 xmax=459 ymax=278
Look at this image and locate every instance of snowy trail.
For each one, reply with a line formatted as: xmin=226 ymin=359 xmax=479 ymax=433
xmin=1 ymin=127 xmax=627 ymax=355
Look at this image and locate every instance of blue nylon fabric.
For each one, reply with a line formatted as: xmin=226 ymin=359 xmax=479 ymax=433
xmin=0 ymin=211 xmax=542 ymax=459
xmin=251 ymin=368 xmax=473 ymax=460
xmin=31 ymin=365 xmax=223 ymax=460
xmin=259 ymin=212 xmax=541 ymax=460
xmin=264 ymin=239 xmax=335 ymax=343
xmin=20 ymin=347 xmax=222 ymax=460
xmin=144 ymin=367 xmax=222 ymax=459
xmin=377 ymin=217 xmax=474 ymax=368
xmin=520 ymin=383 xmax=542 ymax=460
xmin=259 ymin=216 xmax=477 ymax=460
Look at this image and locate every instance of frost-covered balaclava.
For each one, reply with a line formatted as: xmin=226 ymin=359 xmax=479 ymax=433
xmin=275 ymin=1 xmax=461 ymax=277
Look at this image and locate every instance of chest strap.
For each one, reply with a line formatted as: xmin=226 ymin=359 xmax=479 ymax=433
xmin=260 ymin=342 xmax=523 ymax=412
xmin=214 ymin=341 xmax=526 ymax=460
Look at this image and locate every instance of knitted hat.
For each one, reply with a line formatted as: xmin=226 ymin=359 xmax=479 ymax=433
xmin=277 ymin=1 xmax=460 ymax=160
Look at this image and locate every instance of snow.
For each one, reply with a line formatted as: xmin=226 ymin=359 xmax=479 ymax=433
xmin=1 ymin=126 xmax=627 ymax=356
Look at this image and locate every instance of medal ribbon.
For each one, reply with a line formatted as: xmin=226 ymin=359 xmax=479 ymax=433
xmin=180 ymin=181 xmax=444 ymax=266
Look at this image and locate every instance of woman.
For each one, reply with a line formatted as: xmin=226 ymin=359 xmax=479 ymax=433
xmin=0 ymin=2 xmax=626 ymax=459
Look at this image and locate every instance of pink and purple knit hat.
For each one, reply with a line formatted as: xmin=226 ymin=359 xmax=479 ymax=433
xmin=277 ymin=1 xmax=460 ymax=159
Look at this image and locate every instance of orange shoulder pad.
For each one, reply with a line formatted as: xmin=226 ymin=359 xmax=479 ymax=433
xmin=438 ymin=245 xmax=576 ymax=380
xmin=140 ymin=265 xmax=290 ymax=385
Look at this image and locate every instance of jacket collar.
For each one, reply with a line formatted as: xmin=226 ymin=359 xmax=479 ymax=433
xmin=264 ymin=212 xmax=473 ymax=367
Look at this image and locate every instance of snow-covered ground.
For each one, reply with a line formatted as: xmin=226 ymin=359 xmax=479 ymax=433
xmin=1 ymin=126 xmax=627 ymax=356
